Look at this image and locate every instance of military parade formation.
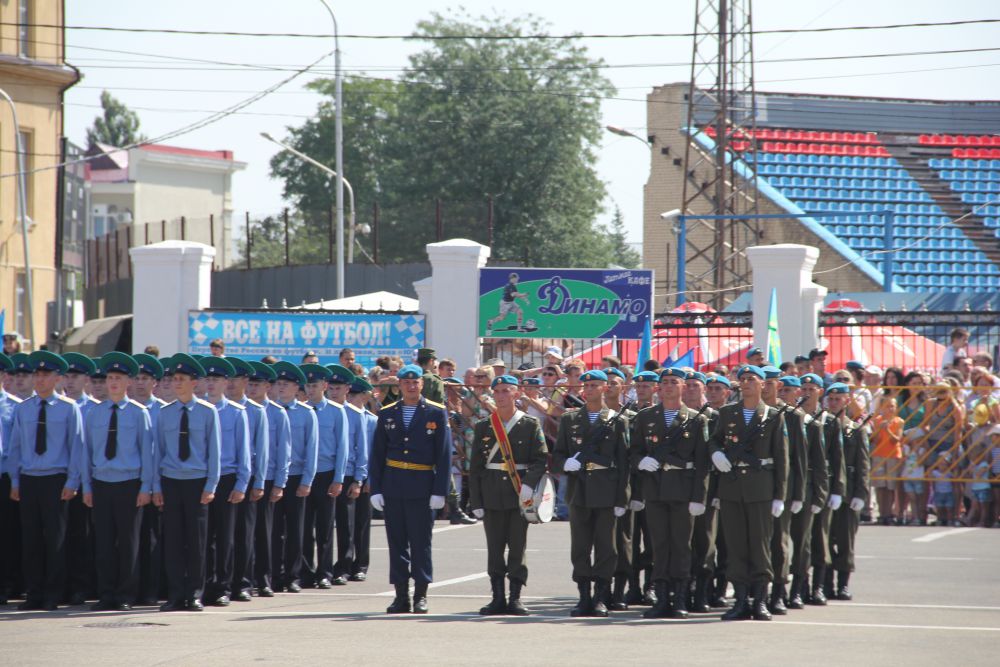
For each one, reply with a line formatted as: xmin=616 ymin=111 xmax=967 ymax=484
xmin=0 ymin=345 xmax=869 ymax=621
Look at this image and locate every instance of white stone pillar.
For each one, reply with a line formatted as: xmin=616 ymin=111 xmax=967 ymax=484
xmin=418 ymin=239 xmax=491 ymax=372
xmin=746 ymin=244 xmax=828 ymax=360
xmin=129 ymin=240 xmax=216 ymax=355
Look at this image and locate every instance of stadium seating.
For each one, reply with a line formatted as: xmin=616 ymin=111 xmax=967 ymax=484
xmin=711 ymin=130 xmax=1000 ymax=291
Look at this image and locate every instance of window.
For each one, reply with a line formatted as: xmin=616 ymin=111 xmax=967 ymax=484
xmin=18 ymin=1 xmax=31 ymax=58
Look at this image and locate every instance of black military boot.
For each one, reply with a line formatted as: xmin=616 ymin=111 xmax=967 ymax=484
xmin=836 ymin=571 xmax=852 ymax=600
xmin=691 ymin=574 xmax=711 ymax=613
xmin=720 ymin=584 xmax=752 ymax=621
xmin=448 ymin=496 xmax=477 ymax=525
xmin=769 ymin=581 xmax=788 ymax=615
xmin=412 ymin=582 xmax=429 ymax=614
xmin=787 ymin=576 xmax=805 ymax=610
xmin=480 ymin=577 xmax=507 ymax=616
xmin=624 ymin=573 xmax=644 ymax=606
xmin=642 ymin=581 xmax=671 ymax=619
xmin=709 ymin=574 xmax=729 ymax=608
xmin=386 ymin=582 xmax=411 ymax=614
xmin=591 ymin=579 xmax=610 ymax=617
xmin=752 ymin=583 xmax=772 ymax=621
xmin=642 ymin=568 xmax=657 ymax=606
xmin=670 ymin=579 xmax=690 ymax=619
xmin=609 ymin=574 xmax=628 ymax=611
xmin=823 ymin=567 xmax=835 ymax=600
xmin=507 ymin=579 xmax=529 ymax=616
xmin=570 ymin=580 xmax=593 ymax=617
xmin=808 ymin=567 xmax=828 ymax=606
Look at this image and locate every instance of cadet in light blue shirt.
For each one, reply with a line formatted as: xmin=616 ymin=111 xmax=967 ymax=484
xmin=153 ymin=353 xmax=221 ymax=612
xmin=225 ymin=356 xmax=269 ymax=601
xmin=246 ymin=360 xmax=291 ymax=596
xmin=6 ymin=351 xmax=85 ymax=610
xmin=301 ymin=363 xmax=347 ymax=588
xmin=200 ymin=356 xmax=251 ymax=606
xmin=1 ymin=353 xmax=24 ymax=476
xmin=333 ymin=374 xmax=374 ymax=582
xmin=270 ymin=361 xmax=318 ymax=592
xmin=0 ymin=353 xmax=24 ymax=606
xmin=61 ymin=353 xmax=101 ymax=419
xmin=81 ymin=352 xmax=154 ymax=611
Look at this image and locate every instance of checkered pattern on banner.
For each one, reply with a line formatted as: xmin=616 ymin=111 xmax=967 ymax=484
xmin=395 ymin=315 xmax=424 ymax=348
xmin=189 ymin=312 xmax=220 ymax=345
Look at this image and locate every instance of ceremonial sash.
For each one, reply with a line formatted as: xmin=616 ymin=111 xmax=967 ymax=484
xmin=489 ymin=412 xmax=523 ymax=496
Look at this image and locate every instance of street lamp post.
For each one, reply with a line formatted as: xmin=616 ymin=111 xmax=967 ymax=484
xmin=260 ymin=132 xmax=359 ymax=263
xmin=0 ymin=87 xmax=34 ymax=348
xmin=318 ymin=0 xmax=344 ymax=298
xmin=606 ymin=125 xmax=652 ymax=147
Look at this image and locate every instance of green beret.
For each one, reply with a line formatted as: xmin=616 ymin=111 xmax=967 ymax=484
xmin=10 ymin=353 xmax=32 ymax=374
xmin=300 ymin=363 xmax=332 ymax=383
xmin=101 ymin=352 xmax=139 ymax=377
xmin=169 ymin=353 xmax=206 ymax=379
xmin=134 ymin=353 xmax=164 ymax=380
xmin=29 ymin=350 xmax=68 ymax=374
xmin=228 ymin=357 xmax=254 ymax=378
xmin=201 ymin=356 xmax=235 ymax=378
xmin=0 ymin=353 xmax=11 ymax=372
xmin=249 ymin=360 xmax=277 ymax=382
xmin=324 ymin=363 xmax=356 ymax=385
xmin=273 ymin=361 xmax=307 ymax=386
xmin=63 ymin=352 xmax=97 ymax=375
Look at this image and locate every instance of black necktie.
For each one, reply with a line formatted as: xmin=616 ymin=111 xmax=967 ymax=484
xmin=35 ymin=400 xmax=47 ymax=455
xmin=179 ymin=407 xmax=190 ymax=462
xmin=105 ymin=405 xmax=119 ymax=460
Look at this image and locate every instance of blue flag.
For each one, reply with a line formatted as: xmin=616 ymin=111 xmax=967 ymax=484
xmin=636 ymin=317 xmax=652 ymax=369
xmin=0 ymin=308 xmax=5 ymax=339
xmin=670 ymin=348 xmax=695 ymax=369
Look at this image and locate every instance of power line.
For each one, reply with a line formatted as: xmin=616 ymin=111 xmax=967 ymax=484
xmin=8 ymin=17 xmax=1000 ymax=40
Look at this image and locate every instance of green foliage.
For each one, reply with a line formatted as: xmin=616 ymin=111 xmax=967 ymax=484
xmin=264 ymin=11 xmax=621 ymax=268
xmin=604 ymin=206 xmax=641 ymax=268
xmin=86 ymin=91 xmax=145 ymax=149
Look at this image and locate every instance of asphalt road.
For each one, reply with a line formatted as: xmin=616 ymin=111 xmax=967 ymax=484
xmin=2 ymin=521 xmax=998 ymax=665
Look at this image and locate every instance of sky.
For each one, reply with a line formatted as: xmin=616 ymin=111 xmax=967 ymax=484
xmin=63 ymin=1 xmax=1000 ymax=248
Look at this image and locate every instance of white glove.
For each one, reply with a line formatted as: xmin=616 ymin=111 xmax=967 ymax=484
xmin=629 ymin=499 xmax=645 ymax=512
xmin=563 ymin=453 xmax=582 ymax=473
xmin=370 ymin=493 xmax=384 ymax=512
xmin=827 ymin=494 xmax=843 ymax=511
xmin=771 ymin=499 xmax=785 ymax=518
xmin=689 ymin=502 xmax=706 ymax=517
xmin=711 ymin=451 xmax=732 ymax=473
xmin=429 ymin=495 xmax=445 ymax=510
xmin=790 ymin=500 xmax=803 ymax=514
xmin=810 ymin=504 xmax=823 ymax=514
xmin=519 ymin=484 xmax=534 ymax=503
xmin=472 ymin=508 xmax=485 ymax=519
xmin=711 ymin=498 xmax=721 ymax=509
xmin=638 ymin=456 xmax=660 ymax=472
xmin=613 ymin=506 xmax=626 ymax=518
xmin=849 ymin=497 xmax=865 ymax=512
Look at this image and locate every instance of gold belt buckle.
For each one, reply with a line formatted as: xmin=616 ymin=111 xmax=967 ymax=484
xmin=585 ymin=462 xmax=597 ymax=471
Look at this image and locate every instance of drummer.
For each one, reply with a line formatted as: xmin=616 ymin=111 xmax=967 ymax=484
xmin=468 ymin=375 xmax=548 ymax=616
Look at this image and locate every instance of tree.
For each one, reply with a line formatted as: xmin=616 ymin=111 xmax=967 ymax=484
xmin=269 ymin=11 xmax=619 ymax=267
xmin=86 ymin=90 xmax=145 ymax=148
xmin=604 ymin=206 xmax=641 ymax=268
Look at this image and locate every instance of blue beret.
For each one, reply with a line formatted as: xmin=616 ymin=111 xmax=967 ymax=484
xmin=580 ymin=369 xmax=608 ymax=383
xmin=397 ymin=364 xmax=424 ymax=380
xmin=686 ymin=371 xmax=707 ymax=384
xmin=761 ymin=365 xmax=782 ymax=379
xmin=249 ymin=361 xmax=277 ymax=382
xmin=779 ymin=376 xmax=802 ymax=388
xmin=633 ymin=371 xmax=659 ymax=383
xmin=134 ymin=353 xmax=164 ymax=380
xmin=706 ymin=375 xmax=731 ymax=388
xmin=169 ymin=353 xmax=206 ymax=379
xmin=300 ymin=364 xmax=332 ymax=383
xmin=605 ymin=367 xmax=626 ymax=381
xmin=443 ymin=377 xmax=462 ymax=384
xmin=659 ymin=368 xmax=687 ymax=381
xmin=491 ymin=374 xmax=519 ymax=389
xmin=746 ymin=347 xmax=763 ymax=358
xmin=30 ymin=350 xmax=68 ymax=374
xmin=737 ymin=365 xmax=766 ymax=380
xmin=272 ymin=361 xmax=306 ymax=386
xmin=800 ymin=373 xmax=824 ymax=387
xmin=202 ymin=356 xmax=236 ymax=378
xmin=100 ymin=352 xmax=139 ymax=377
xmin=63 ymin=352 xmax=96 ymax=375
xmin=825 ymin=382 xmax=850 ymax=396
xmin=325 ymin=363 xmax=356 ymax=385
xmin=845 ymin=360 xmax=865 ymax=371
xmin=521 ymin=377 xmax=542 ymax=386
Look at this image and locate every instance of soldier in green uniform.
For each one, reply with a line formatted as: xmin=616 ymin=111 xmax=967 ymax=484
xmin=624 ymin=371 xmax=658 ymax=607
xmin=468 ymin=375 xmax=548 ymax=616
xmin=684 ymin=371 xmax=720 ymax=613
xmin=785 ymin=374 xmax=829 ymax=609
xmin=702 ymin=374 xmax=731 ymax=609
xmin=709 ymin=365 xmax=788 ymax=621
xmin=417 ymin=349 xmax=445 ymax=405
xmin=604 ymin=367 xmax=636 ymax=611
xmin=825 ymin=383 xmax=870 ymax=601
xmin=631 ymin=368 xmax=710 ymax=619
xmin=805 ymin=374 xmax=846 ymax=606
xmin=553 ymin=369 xmax=629 ymax=618
xmin=760 ymin=368 xmax=807 ymax=615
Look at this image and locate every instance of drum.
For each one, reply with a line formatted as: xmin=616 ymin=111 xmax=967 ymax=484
xmin=520 ymin=473 xmax=555 ymax=524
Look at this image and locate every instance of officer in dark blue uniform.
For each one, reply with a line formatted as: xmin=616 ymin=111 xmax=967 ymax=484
xmin=369 ymin=364 xmax=451 ymax=614
xmin=6 ymin=350 xmax=86 ymax=611
xmin=0 ymin=352 xmax=24 ymax=605
xmin=80 ymin=352 xmax=154 ymax=611
xmin=153 ymin=353 xmax=221 ymax=612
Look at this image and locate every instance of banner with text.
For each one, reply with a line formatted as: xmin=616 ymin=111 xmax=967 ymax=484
xmin=478 ymin=268 xmax=653 ymax=339
xmin=189 ymin=310 xmax=425 ymax=367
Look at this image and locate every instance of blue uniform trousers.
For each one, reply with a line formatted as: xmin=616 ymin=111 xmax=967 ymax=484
xmin=383 ymin=497 xmax=434 ymax=585
xmin=162 ymin=477 xmax=208 ymax=603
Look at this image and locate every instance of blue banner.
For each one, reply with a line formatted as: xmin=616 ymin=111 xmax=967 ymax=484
xmin=188 ymin=310 xmax=425 ymax=368
xmin=478 ymin=268 xmax=654 ymax=339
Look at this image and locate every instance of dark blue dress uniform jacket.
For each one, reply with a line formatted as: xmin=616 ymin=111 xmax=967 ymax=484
xmin=369 ymin=398 xmax=451 ymax=500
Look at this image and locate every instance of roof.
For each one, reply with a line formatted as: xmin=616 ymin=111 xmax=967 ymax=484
xmin=138 ymin=144 xmax=235 ymax=161
xmin=293 ymin=290 xmax=419 ymax=313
